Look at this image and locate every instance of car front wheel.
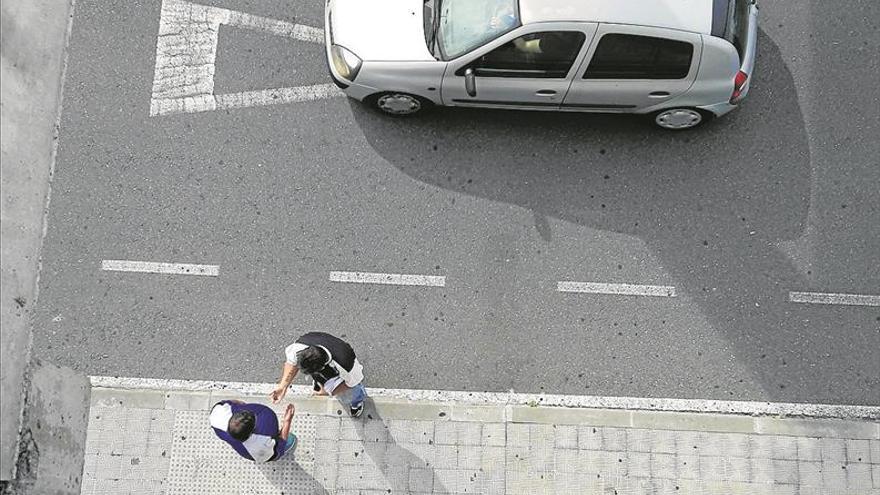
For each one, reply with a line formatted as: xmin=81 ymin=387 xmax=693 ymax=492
xmin=372 ymin=92 xmax=431 ymax=117
xmin=652 ymin=108 xmax=712 ymax=130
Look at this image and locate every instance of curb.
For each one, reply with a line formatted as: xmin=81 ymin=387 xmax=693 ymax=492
xmin=89 ymin=376 xmax=880 ymax=420
xmin=89 ymin=376 xmax=880 ymax=441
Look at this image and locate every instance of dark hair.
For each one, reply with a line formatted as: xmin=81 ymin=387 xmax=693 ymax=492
xmin=296 ymin=346 xmax=328 ymax=373
xmin=228 ymin=411 xmax=255 ymax=441
xmin=539 ymin=33 xmax=570 ymax=58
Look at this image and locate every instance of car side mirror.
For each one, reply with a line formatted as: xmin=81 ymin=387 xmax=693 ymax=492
xmin=465 ymin=68 xmax=477 ymax=97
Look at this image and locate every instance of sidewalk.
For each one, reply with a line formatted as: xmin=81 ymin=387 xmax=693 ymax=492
xmin=1 ymin=0 xmax=89 ymax=490
xmin=81 ymin=378 xmax=880 ymax=495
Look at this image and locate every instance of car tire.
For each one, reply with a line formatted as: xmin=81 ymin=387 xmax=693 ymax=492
xmin=370 ymin=92 xmax=432 ymax=117
xmin=651 ymin=108 xmax=713 ymax=130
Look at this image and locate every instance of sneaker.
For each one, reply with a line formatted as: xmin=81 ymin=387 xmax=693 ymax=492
xmin=349 ymin=402 xmax=364 ymax=418
xmin=285 ymin=434 xmax=297 ymax=451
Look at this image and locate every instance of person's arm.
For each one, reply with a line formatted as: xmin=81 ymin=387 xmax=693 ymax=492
xmin=279 ymin=404 xmax=295 ymax=439
xmin=270 ymin=362 xmax=298 ymax=403
xmin=330 ymin=383 xmax=350 ymax=396
xmin=513 ymin=37 xmax=540 ymax=54
xmin=268 ymin=404 xmax=295 ymax=461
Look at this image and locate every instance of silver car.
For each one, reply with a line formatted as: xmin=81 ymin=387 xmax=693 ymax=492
xmin=325 ymin=0 xmax=758 ymax=130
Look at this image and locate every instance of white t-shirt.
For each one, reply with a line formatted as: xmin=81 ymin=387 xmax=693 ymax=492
xmin=209 ymin=403 xmax=276 ymax=463
xmin=285 ymin=342 xmax=364 ymax=393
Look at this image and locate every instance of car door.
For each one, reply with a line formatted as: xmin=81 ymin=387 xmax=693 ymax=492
xmin=562 ymin=24 xmax=703 ymax=112
xmin=441 ymin=23 xmax=598 ymax=110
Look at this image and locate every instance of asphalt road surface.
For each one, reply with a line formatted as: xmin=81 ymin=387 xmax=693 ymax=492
xmin=33 ymin=0 xmax=879 ymax=405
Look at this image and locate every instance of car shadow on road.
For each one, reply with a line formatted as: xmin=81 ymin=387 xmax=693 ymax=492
xmin=349 ymin=31 xmax=880 ymax=405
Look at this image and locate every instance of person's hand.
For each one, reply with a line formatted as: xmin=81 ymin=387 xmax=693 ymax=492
xmin=311 ymin=386 xmax=329 ymax=396
xmin=269 ymin=385 xmax=287 ymax=404
xmin=283 ymin=404 xmax=295 ymax=422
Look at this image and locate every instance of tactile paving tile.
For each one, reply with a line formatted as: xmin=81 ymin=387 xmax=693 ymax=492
xmin=167 ymin=410 xmax=324 ymax=494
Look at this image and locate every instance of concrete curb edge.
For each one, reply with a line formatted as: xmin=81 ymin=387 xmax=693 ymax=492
xmin=89 ymin=376 xmax=880 ymax=421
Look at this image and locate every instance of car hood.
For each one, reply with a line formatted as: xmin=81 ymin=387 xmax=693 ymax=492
xmin=329 ymin=0 xmax=435 ymax=61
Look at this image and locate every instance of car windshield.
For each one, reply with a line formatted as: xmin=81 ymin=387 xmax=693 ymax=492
xmin=436 ymin=0 xmax=519 ymax=60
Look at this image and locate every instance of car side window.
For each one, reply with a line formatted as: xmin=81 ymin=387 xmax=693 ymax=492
xmin=471 ymin=31 xmax=586 ymax=78
xmin=583 ymin=34 xmax=694 ymax=79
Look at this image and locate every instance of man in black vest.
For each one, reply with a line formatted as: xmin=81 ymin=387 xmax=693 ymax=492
xmin=270 ymin=332 xmax=367 ymax=417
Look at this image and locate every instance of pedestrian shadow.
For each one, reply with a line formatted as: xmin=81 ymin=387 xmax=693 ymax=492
xmin=255 ymin=444 xmax=330 ymax=494
xmin=353 ymin=399 xmax=449 ymax=494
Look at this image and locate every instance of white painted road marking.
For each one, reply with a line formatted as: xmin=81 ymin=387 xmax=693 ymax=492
xmin=557 ymin=281 xmax=676 ymax=297
xmin=101 ymin=260 xmax=219 ymax=276
xmin=789 ymin=291 xmax=880 ymax=307
xmin=329 ymin=271 xmax=446 ymax=287
xmin=213 ymin=85 xmax=341 ymax=111
xmin=90 ymin=375 xmax=880 ymax=420
xmin=150 ymin=0 xmax=341 ymax=116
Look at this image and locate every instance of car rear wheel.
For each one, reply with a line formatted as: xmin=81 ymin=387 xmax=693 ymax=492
xmin=373 ymin=92 xmax=431 ymax=117
xmin=652 ymin=108 xmax=711 ymax=130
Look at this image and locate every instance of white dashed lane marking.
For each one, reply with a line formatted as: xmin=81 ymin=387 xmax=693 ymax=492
xmin=329 ymin=271 xmax=446 ymax=287
xmin=150 ymin=0 xmax=341 ymax=116
xmin=789 ymin=291 xmax=880 ymax=307
xmin=557 ymin=281 xmax=676 ymax=297
xmin=101 ymin=260 xmax=219 ymax=276
xmin=99 ymin=259 xmax=876 ymax=306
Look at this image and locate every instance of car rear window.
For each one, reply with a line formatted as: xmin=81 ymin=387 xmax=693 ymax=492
xmin=711 ymin=0 xmax=732 ymax=38
xmin=728 ymin=0 xmax=753 ymax=57
xmin=584 ymin=34 xmax=694 ymax=80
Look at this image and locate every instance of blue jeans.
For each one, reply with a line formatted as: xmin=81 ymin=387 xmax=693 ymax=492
xmin=337 ymin=383 xmax=366 ymax=408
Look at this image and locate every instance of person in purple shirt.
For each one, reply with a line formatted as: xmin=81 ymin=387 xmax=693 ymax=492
xmin=209 ymin=400 xmax=296 ymax=463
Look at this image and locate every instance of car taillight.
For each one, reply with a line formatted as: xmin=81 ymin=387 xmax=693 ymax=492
xmin=730 ymin=70 xmax=749 ymax=104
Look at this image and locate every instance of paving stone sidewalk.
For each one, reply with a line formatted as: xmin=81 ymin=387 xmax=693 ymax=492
xmin=81 ymin=386 xmax=880 ymax=495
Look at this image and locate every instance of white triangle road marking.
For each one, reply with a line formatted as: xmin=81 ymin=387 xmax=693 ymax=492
xmin=150 ymin=0 xmax=342 ymax=116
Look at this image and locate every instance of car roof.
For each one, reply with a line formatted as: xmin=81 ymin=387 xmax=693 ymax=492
xmin=518 ymin=0 xmax=716 ymax=35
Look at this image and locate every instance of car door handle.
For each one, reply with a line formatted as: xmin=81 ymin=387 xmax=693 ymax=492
xmin=535 ymin=90 xmax=557 ymax=97
xmin=649 ymin=91 xmax=671 ymax=97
